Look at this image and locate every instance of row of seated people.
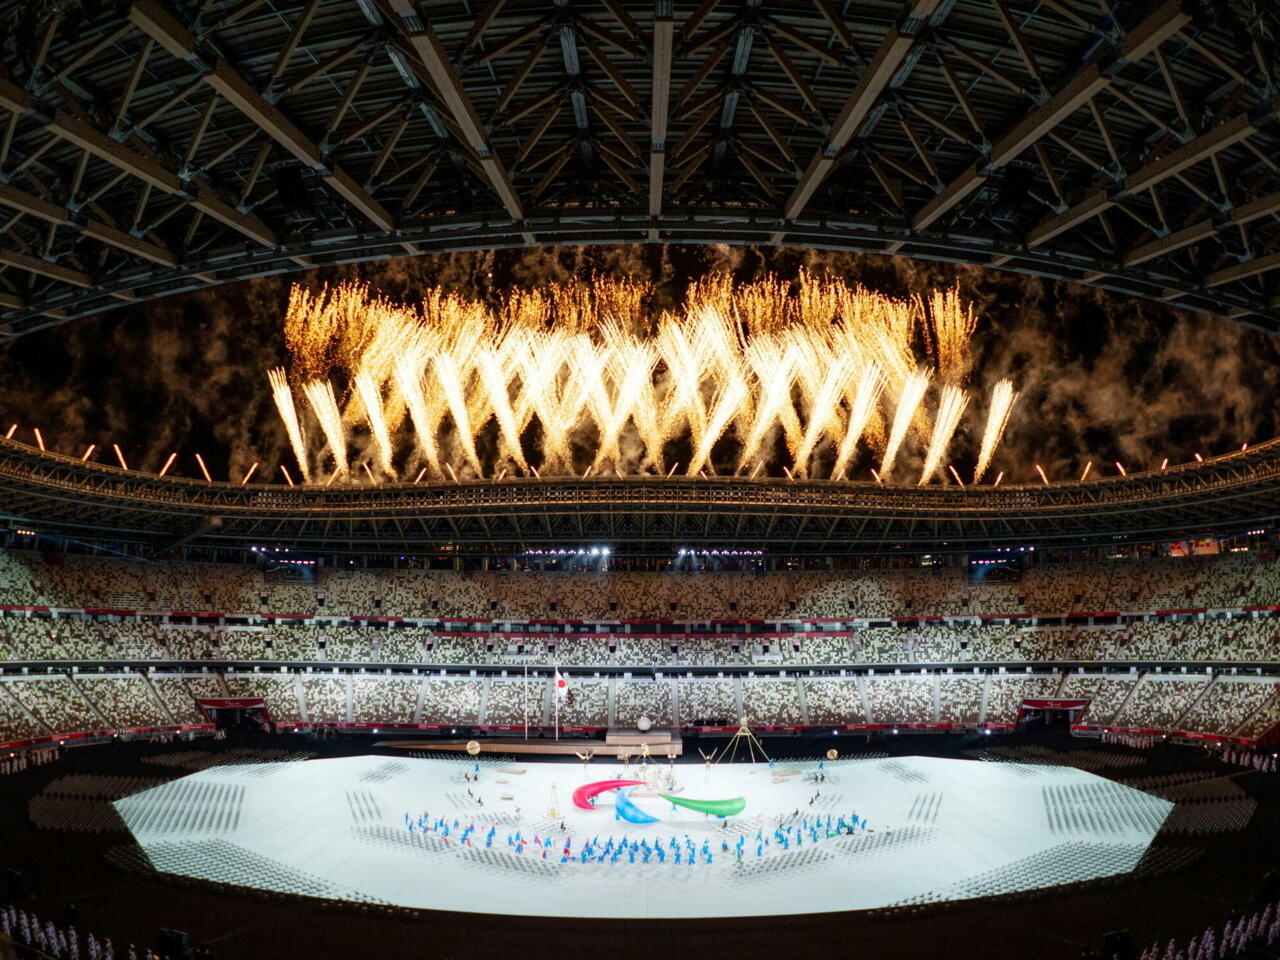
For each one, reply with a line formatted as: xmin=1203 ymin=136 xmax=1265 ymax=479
xmin=1 ymin=618 xmax=1276 ymax=664
xmin=2 ymin=672 xmax=1278 ymax=744
xmin=0 ymin=548 xmax=1277 ymax=620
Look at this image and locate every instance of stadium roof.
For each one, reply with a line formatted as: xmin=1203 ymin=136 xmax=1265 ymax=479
xmin=0 ymin=435 xmax=1277 ymax=555
xmin=0 ymin=0 xmax=1278 ymax=334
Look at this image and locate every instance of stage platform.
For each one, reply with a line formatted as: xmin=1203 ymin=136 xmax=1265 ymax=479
xmin=115 ymin=754 xmax=1172 ymax=919
xmin=376 ymin=729 xmax=681 ymax=757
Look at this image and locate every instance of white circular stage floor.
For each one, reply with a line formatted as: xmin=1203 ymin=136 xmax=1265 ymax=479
xmin=114 ymin=754 xmax=1172 ymax=918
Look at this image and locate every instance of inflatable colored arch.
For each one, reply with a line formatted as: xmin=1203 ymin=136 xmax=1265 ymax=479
xmin=659 ymin=794 xmax=747 ymax=817
xmin=614 ymin=787 xmax=660 ymax=824
xmin=572 ymin=780 xmax=645 ymax=810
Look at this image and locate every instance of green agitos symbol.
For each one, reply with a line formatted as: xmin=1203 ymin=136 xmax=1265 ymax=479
xmin=659 ymin=794 xmax=747 ymax=817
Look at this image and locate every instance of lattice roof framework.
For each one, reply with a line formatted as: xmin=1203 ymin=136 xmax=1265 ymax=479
xmin=0 ymin=0 xmax=1275 ymax=335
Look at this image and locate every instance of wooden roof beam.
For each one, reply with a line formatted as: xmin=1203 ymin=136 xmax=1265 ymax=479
xmin=493 ymin=44 xmax=547 ymax=118
xmin=599 ymin=0 xmax=643 ymax=41
xmin=0 ymin=71 xmax=278 ymax=249
xmin=1206 ymin=251 xmax=1280 ymax=288
xmin=462 ymin=0 xmax=508 ymax=51
xmin=0 ymin=182 xmax=177 ymax=267
xmin=379 ymin=0 xmax=525 ymax=221
xmin=269 ymin=0 xmax=322 ymax=81
xmin=130 ymin=0 xmax=396 ymax=233
xmin=991 ymin=0 xmax=1040 ymax=84
xmin=810 ymin=0 xmax=855 ymax=49
xmin=784 ymin=0 xmax=944 ymax=220
xmin=748 ymin=101 xmax=796 ymax=168
xmin=585 ymin=39 xmax=641 ymax=107
xmin=1028 ymin=98 xmax=1277 ymax=248
xmin=912 ymin=0 xmax=1192 ymax=232
xmin=0 ymin=247 xmax=93 ymax=288
xmin=1124 ymin=189 xmax=1280 ymax=267
xmin=650 ymin=1 xmax=674 ymax=221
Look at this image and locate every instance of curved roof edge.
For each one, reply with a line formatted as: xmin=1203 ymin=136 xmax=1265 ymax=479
xmin=0 ymin=437 xmax=1277 ymax=555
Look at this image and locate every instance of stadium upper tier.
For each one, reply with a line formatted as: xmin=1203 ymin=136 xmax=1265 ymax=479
xmin=8 ymin=545 xmax=1280 ymax=619
xmin=3 ymin=548 xmax=1280 ymax=667
xmin=2 ymin=437 xmax=1280 ymax=554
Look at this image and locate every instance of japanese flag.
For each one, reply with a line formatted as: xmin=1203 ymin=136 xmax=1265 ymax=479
xmin=554 ymin=668 xmax=569 ymax=699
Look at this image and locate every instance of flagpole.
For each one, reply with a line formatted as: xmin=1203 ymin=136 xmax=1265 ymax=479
xmin=555 ymin=663 xmax=560 ymax=741
xmin=523 ymin=661 xmax=528 ymax=740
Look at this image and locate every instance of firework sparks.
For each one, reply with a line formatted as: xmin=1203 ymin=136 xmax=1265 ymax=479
xmin=918 ymin=385 xmax=969 ymax=485
xmin=268 ymin=276 xmax=1014 ymax=485
xmin=656 ymin=314 xmax=710 ymax=460
xmin=303 ymin=379 xmax=349 ymax=477
xmin=476 ymin=347 xmax=528 ymax=472
xmin=593 ymin=335 xmax=657 ymax=471
xmin=354 ymin=368 xmax=397 ymax=480
xmin=269 ymin=367 xmax=311 ymax=482
xmin=736 ymin=338 xmax=798 ymax=473
xmin=433 ymin=353 xmax=483 ymax=476
xmin=922 ymin=287 xmax=979 ymax=385
xmin=830 ymin=363 xmax=885 ymax=482
xmin=689 ymin=363 xmax=749 ymax=476
xmin=973 ymin=379 xmax=1019 ymax=484
xmin=879 ymin=369 xmax=930 ymax=480
xmin=394 ymin=350 xmax=442 ymax=478
xmin=792 ymin=355 xmax=853 ymax=477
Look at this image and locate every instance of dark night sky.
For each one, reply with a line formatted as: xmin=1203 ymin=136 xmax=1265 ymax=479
xmin=1 ymin=244 xmax=1277 ymax=484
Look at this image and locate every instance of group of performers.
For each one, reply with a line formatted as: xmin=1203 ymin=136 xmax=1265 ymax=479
xmin=768 ymin=812 xmax=871 ymax=851
xmin=400 ymin=756 xmax=874 ymax=868
xmin=401 ymin=810 xmax=874 ymax=865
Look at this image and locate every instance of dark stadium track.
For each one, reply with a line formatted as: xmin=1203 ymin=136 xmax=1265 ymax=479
xmin=2 ymin=731 xmax=1279 ymax=960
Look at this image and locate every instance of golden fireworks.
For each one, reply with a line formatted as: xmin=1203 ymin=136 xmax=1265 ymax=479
xmin=268 ymin=273 xmax=1018 ymax=484
xmin=879 ymin=369 xmax=931 ymax=480
xmin=973 ymin=378 xmax=1019 ymax=484
xmin=919 ymin=384 xmax=970 ymax=485
xmin=269 ymin=367 xmax=311 ymax=483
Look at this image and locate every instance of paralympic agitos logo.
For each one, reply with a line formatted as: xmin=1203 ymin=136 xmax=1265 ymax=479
xmin=572 ymin=780 xmax=746 ymax=823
